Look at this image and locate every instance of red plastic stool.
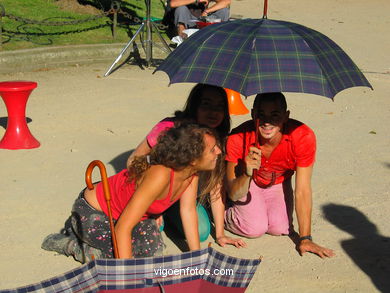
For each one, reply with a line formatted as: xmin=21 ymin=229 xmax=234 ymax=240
xmin=0 ymin=81 xmax=40 ymax=149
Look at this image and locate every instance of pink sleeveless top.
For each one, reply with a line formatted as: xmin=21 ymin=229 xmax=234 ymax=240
xmin=95 ymin=169 xmax=193 ymax=221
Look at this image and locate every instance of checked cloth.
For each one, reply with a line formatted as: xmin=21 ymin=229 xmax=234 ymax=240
xmin=1 ymin=247 xmax=260 ymax=292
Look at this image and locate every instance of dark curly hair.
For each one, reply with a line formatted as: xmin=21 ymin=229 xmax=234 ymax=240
xmin=128 ymin=123 xmax=223 ymax=200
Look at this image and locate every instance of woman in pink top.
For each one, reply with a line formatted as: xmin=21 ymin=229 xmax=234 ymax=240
xmin=42 ymin=124 xmax=222 ymax=261
xmin=127 ymin=84 xmax=246 ymax=248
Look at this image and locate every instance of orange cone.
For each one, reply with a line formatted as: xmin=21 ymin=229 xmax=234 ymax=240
xmin=225 ymin=88 xmax=249 ymax=115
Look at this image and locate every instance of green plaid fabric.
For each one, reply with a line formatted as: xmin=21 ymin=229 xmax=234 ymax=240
xmin=156 ymin=18 xmax=372 ymax=99
xmin=1 ymin=247 xmax=260 ymax=292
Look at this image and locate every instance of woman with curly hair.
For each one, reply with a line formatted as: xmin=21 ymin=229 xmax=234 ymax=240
xmin=42 ymin=124 xmax=221 ymax=261
xmin=126 ymin=83 xmax=245 ymax=248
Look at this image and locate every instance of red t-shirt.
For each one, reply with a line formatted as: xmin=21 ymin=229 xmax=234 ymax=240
xmin=95 ymin=169 xmax=188 ymax=221
xmin=226 ymin=119 xmax=316 ymax=186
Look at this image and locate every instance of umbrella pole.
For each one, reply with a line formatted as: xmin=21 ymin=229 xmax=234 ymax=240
xmin=254 ymin=118 xmax=260 ymax=147
xmin=252 ymin=119 xmax=261 ymax=185
xmin=263 ymin=0 xmax=268 ymax=18
xmin=252 ymin=119 xmax=276 ymax=188
xmin=85 ymin=160 xmax=120 ymax=259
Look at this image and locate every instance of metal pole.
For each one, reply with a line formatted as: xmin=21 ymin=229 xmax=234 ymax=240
xmin=104 ymin=23 xmax=145 ymax=76
xmin=103 ymin=0 xmax=172 ymax=75
xmin=111 ymin=1 xmax=120 ymax=39
xmin=145 ymin=0 xmax=152 ymax=67
xmin=0 ymin=4 xmax=4 ymax=50
xmin=113 ymin=9 xmax=117 ymax=39
xmin=151 ymin=21 xmax=172 ymax=54
xmin=0 ymin=15 xmax=3 ymax=50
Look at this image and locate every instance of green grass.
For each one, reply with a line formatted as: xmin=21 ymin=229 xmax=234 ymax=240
xmin=0 ymin=0 xmax=167 ymax=51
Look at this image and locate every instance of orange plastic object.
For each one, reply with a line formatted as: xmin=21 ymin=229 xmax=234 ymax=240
xmin=85 ymin=160 xmax=119 ymax=258
xmin=225 ymin=88 xmax=249 ymax=115
xmin=0 ymin=81 xmax=40 ymax=149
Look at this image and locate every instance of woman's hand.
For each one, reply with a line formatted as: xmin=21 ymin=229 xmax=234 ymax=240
xmin=155 ymin=215 xmax=164 ymax=230
xmin=216 ymin=235 xmax=247 ymax=248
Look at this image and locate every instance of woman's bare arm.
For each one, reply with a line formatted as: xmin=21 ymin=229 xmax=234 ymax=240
xmin=180 ymin=176 xmax=201 ymax=251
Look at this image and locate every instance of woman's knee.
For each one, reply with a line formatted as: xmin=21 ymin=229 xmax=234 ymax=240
xmin=174 ymin=6 xmax=190 ymax=21
xmin=212 ymin=8 xmax=230 ymax=21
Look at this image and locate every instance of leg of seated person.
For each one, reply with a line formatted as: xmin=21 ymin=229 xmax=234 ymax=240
xmin=174 ymin=6 xmax=198 ymax=32
xmin=224 ymin=182 xmax=268 ymax=238
xmin=211 ymin=7 xmax=230 ymax=22
xmin=177 ymin=23 xmax=187 ymax=38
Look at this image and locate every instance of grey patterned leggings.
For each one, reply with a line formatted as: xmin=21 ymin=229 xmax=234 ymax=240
xmin=68 ymin=190 xmax=164 ymax=258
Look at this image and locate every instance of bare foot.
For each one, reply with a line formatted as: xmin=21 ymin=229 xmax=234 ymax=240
xmin=177 ymin=23 xmax=188 ymax=39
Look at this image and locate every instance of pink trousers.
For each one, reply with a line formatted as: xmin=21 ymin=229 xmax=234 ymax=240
xmin=224 ymin=180 xmax=293 ymax=238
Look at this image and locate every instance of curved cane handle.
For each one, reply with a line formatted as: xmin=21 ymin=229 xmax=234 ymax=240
xmin=85 ymin=160 xmax=110 ymax=199
xmin=85 ymin=160 xmax=119 ymax=258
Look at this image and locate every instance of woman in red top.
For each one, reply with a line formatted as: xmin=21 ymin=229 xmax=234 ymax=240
xmin=42 ymin=124 xmax=222 ymax=261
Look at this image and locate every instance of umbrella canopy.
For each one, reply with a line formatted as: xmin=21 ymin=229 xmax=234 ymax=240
xmin=156 ymin=18 xmax=372 ymax=99
xmin=1 ymin=247 xmax=260 ymax=293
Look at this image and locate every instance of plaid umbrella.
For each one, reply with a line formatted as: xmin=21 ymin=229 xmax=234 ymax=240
xmin=1 ymin=247 xmax=260 ymax=293
xmin=155 ymin=18 xmax=372 ymax=99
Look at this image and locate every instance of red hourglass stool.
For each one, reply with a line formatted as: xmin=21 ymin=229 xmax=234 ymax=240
xmin=0 ymin=81 xmax=40 ymax=149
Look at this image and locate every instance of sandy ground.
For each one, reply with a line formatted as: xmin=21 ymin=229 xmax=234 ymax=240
xmin=1 ymin=0 xmax=390 ymax=292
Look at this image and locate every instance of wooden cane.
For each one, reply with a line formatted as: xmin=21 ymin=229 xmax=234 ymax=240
xmin=85 ymin=160 xmax=119 ymax=259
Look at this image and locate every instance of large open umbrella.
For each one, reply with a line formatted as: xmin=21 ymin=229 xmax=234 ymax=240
xmin=156 ymin=0 xmax=372 ymax=190
xmin=155 ymin=2 xmax=372 ymax=99
xmin=1 ymin=246 xmax=260 ymax=293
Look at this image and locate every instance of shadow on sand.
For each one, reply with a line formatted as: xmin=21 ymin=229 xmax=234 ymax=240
xmin=322 ymin=203 xmax=390 ymax=292
xmin=108 ymin=149 xmax=134 ymax=173
xmin=0 ymin=117 xmax=32 ymax=129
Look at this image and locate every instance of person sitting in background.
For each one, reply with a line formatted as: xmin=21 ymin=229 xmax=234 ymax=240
xmin=164 ymin=0 xmax=230 ymax=38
